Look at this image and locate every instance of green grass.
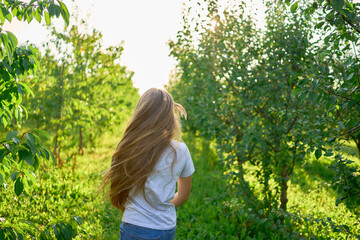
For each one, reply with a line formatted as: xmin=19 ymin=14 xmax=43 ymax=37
xmin=287 ymin=154 xmax=360 ymax=239
xmin=1 ymin=131 xmax=359 ymax=239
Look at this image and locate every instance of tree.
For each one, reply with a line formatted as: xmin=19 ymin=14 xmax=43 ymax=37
xmin=286 ymin=0 xmax=360 ymax=206
xmin=169 ymin=0 xmax=359 ymax=213
xmin=0 ymin=1 xmax=76 ymax=238
xmin=0 ymin=0 xmax=69 ymax=200
xmin=22 ymin=21 xmax=138 ymax=163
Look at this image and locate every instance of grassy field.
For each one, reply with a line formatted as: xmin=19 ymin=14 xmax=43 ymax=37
xmin=79 ymin=132 xmax=359 ymax=239
xmin=1 ymin=131 xmax=359 ymax=239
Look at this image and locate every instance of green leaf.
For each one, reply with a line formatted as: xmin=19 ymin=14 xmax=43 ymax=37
xmin=34 ymin=8 xmax=41 ymax=23
xmin=315 ymin=148 xmax=322 ymax=159
xmin=59 ymin=1 xmax=69 ymax=26
xmin=49 ymin=149 xmax=56 ymax=164
xmin=22 ymin=57 xmax=30 ymax=69
xmin=12 ymin=137 xmax=20 ymax=144
xmin=332 ymin=0 xmax=344 ymax=12
xmin=328 ymin=95 xmax=337 ymax=105
xmin=6 ymin=131 xmax=19 ymax=142
xmin=53 ymin=224 xmax=60 ymax=238
xmin=315 ymin=22 xmax=325 ymax=29
xmin=0 ymin=68 xmax=10 ymax=81
xmin=0 ymin=7 xmax=5 ymax=24
xmin=23 ymin=169 xmax=37 ymax=184
xmin=32 ymin=129 xmax=50 ymax=141
xmin=0 ymin=32 xmax=9 ymax=47
xmin=324 ymin=150 xmax=333 ymax=157
xmin=26 ymin=9 xmax=33 ymax=23
xmin=1 ymin=7 xmax=12 ymax=22
xmin=60 ymin=223 xmax=70 ymax=239
xmin=291 ymin=2 xmax=299 ymax=13
xmin=11 ymin=172 xmax=18 ymax=181
xmin=18 ymin=148 xmax=34 ymax=166
xmin=33 ymin=155 xmax=40 ymax=169
xmin=48 ymin=3 xmax=55 ymax=15
xmin=343 ymin=9 xmax=355 ymax=21
xmin=346 ymin=72 xmax=354 ymax=81
xmin=14 ymin=177 xmax=23 ymax=196
xmin=54 ymin=5 xmax=61 ymax=17
xmin=17 ymin=82 xmax=24 ymax=95
xmin=40 ymin=147 xmax=50 ymax=160
xmin=326 ymin=10 xmax=335 ymax=21
xmin=19 ymin=82 xmax=34 ymax=97
xmin=74 ymin=216 xmax=83 ymax=225
xmin=44 ymin=11 xmax=50 ymax=26
xmin=0 ymin=148 xmax=8 ymax=161
xmin=26 ymin=133 xmax=37 ymax=156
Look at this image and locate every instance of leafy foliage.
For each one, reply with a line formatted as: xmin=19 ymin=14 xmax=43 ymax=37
xmin=0 ymin=0 xmax=69 ymax=192
xmin=285 ymin=0 xmax=360 ymax=206
xmin=0 ymin=1 xmax=84 ymax=239
xmin=22 ymin=22 xmax=138 ymax=160
xmin=169 ymin=0 xmax=359 ymax=217
xmin=175 ymin=133 xmax=359 ymax=239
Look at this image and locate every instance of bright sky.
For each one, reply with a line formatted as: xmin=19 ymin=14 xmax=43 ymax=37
xmin=4 ymin=0 xmax=265 ymax=94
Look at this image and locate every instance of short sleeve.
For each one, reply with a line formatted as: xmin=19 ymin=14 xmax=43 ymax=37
xmin=180 ymin=144 xmax=195 ymax=177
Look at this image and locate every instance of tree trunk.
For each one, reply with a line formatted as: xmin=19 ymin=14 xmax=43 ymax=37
xmin=54 ymin=65 xmax=64 ymax=166
xmin=72 ymin=153 xmax=77 ymax=178
xmin=236 ymin=155 xmax=261 ymax=209
xmin=280 ymin=164 xmax=288 ymax=211
xmin=79 ymin=127 xmax=83 ymax=155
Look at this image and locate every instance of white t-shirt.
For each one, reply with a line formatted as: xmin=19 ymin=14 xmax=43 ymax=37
xmin=121 ymin=140 xmax=195 ymax=230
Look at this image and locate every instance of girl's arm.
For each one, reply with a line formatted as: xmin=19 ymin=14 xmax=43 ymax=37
xmin=171 ymin=176 xmax=192 ymax=207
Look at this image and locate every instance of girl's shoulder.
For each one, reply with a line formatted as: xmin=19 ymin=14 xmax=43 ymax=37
xmin=170 ymin=140 xmax=191 ymax=157
xmin=170 ymin=139 xmax=188 ymax=150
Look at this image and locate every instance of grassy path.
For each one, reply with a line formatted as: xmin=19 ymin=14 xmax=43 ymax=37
xmin=74 ymin=132 xmax=235 ymax=239
xmin=75 ymin=133 xmax=232 ymax=239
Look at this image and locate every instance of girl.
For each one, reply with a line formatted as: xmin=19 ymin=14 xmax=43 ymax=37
xmin=101 ymin=88 xmax=195 ymax=240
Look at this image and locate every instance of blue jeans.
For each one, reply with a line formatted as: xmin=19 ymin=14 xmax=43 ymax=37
xmin=120 ymin=222 xmax=176 ymax=240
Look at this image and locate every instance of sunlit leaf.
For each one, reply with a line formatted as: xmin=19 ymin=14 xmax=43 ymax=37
xmin=291 ymin=2 xmax=298 ymax=13
xmin=44 ymin=11 xmax=50 ymax=25
xmin=59 ymin=1 xmax=69 ymax=26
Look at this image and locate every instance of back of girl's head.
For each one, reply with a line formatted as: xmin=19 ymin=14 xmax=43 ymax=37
xmin=100 ymin=88 xmax=186 ymax=210
xmin=124 ymin=88 xmax=182 ymax=142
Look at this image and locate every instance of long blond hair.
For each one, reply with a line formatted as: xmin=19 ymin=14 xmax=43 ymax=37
xmin=100 ymin=88 xmax=186 ymax=211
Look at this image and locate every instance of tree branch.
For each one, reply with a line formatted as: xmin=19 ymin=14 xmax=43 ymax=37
xmin=326 ymin=0 xmax=360 ymax=34
xmin=288 ymin=140 xmax=298 ymax=176
xmin=1 ymin=144 xmax=11 ymax=157
xmin=340 ymin=191 xmax=360 ymax=201
xmin=254 ymin=106 xmax=275 ymax=124
xmin=287 ymin=114 xmax=298 ymax=134
xmin=338 ymin=123 xmax=360 ymax=137
xmin=339 ymin=10 xmax=360 ymax=35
